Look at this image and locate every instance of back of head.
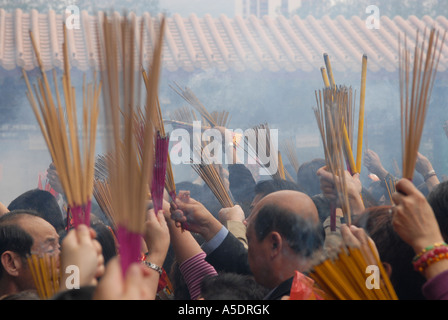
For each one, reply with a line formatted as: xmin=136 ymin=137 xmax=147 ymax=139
xmin=296 ymin=158 xmax=326 ymax=197
xmin=8 ymin=189 xmax=65 ymax=233
xmin=427 ymin=181 xmax=448 ymax=241
xmin=90 ymin=221 xmax=117 ymax=265
xmin=254 ymin=179 xmax=303 ymax=198
xmin=253 ymin=203 xmax=324 ymax=258
xmin=354 ymin=206 xmax=426 ymax=300
xmin=175 ymin=181 xmax=203 ymax=199
xmin=0 ymin=289 xmax=40 ymax=300
xmin=199 ymin=273 xmax=268 ymax=300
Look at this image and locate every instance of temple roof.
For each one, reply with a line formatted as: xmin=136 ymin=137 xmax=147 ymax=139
xmin=0 ymin=9 xmax=447 ymax=73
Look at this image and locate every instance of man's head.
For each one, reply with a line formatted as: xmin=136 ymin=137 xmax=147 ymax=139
xmin=0 ymin=210 xmax=60 ymax=297
xmin=296 ymin=158 xmax=326 ymax=197
xmin=245 ymin=190 xmax=324 ymax=290
xmin=8 ymin=189 xmax=65 ymax=233
xmin=249 ymin=179 xmax=303 ymax=214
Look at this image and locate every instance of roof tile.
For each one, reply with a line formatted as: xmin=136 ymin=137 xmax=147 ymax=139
xmin=1 ymin=10 xmax=446 ymax=73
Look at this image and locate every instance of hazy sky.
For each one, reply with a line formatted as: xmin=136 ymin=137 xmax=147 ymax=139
xmin=159 ymin=0 xmax=234 ymax=17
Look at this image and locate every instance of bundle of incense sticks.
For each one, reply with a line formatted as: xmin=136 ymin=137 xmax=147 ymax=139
xmin=320 ymin=53 xmax=367 ymax=175
xmin=27 ymin=253 xmax=60 ymax=299
xmin=98 ymin=12 xmax=165 ymax=275
xmin=94 ymin=153 xmax=114 ymax=181
xmin=245 ymin=123 xmax=282 ymax=180
xmin=399 ymin=28 xmax=446 ymax=180
xmin=170 ymin=106 xmax=197 ymax=124
xmin=191 ymin=142 xmax=234 ymax=208
xmin=314 ymin=87 xmax=352 ymax=227
xmin=282 ymin=138 xmax=300 ymax=176
xmin=93 ymin=177 xmax=117 ymax=229
xmin=23 ymin=24 xmax=101 ymax=229
xmin=151 ymin=132 xmax=170 ymax=214
xmin=142 ymin=69 xmax=177 ymax=202
xmin=385 ymin=175 xmax=397 ymax=205
xmin=309 ymin=243 xmax=398 ymax=300
xmin=170 ymin=82 xmax=221 ymax=127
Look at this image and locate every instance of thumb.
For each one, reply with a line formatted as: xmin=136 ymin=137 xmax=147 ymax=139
xmin=123 ymin=263 xmax=145 ymax=300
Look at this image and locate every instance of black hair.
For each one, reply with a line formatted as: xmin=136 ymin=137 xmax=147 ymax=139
xmin=354 ymin=206 xmax=426 ymax=300
xmin=0 ymin=289 xmax=40 ymax=300
xmin=296 ymin=158 xmax=326 ymax=197
xmin=427 ymin=181 xmax=448 ymax=241
xmin=90 ymin=221 xmax=117 ymax=265
xmin=8 ymin=189 xmax=65 ymax=233
xmin=199 ymin=272 xmax=268 ymax=300
xmin=254 ymin=179 xmax=303 ymax=198
xmin=51 ymin=285 xmax=96 ymax=300
xmin=0 ymin=210 xmax=40 ymax=278
xmin=253 ymin=204 xmax=324 ymax=257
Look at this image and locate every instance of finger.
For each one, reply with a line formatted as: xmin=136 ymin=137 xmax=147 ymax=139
xmin=170 ymin=200 xmax=178 ymax=211
xmin=89 ymin=228 xmax=98 ymax=239
xmin=157 ymin=210 xmax=167 ymax=225
xmin=349 ymin=225 xmax=368 ymax=246
xmin=123 ymin=263 xmax=145 ymax=300
xmin=394 ymin=178 xmax=416 ymax=196
xmin=171 ymin=209 xmax=187 ymax=223
xmin=100 ymin=256 xmax=123 ymax=291
xmin=391 ymin=190 xmax=405 ymax=205
xmin=340 ymin=224 xmax=360 ymax=248
xmin=76 ymin=224 xmax=92 ymax=245
xmin=92 ymin=239 xmax=103 ymax=255
xmin=146 ymin=208 xmax=157 ymax=221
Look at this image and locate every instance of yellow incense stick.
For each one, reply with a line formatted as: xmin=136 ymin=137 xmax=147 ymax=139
xmin=356 ymin=55 xmax=368 ymax=174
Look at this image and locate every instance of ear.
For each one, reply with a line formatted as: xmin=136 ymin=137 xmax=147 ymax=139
xmin=268 ymin=232 xmax=282 ymax=258
xmin=382 ymin=262 xmax=392 ymax=278
xmin=1 ymin=251 xmax=23 ymax=277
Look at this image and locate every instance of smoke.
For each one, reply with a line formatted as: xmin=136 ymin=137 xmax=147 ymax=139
xmin=1 ymin=0 xmax=447 ymax=204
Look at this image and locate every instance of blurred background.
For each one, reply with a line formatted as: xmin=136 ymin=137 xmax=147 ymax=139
xmin=0 ymin=0 xmax=447 ymax=204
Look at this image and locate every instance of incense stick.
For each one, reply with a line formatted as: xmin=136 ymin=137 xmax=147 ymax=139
xmin=356 ymin=55 xmax=368 ymax=174
xmin=310 ymin=244 xmax=398 ymax=300
xmin=170 ymin=82 xmax=218 ymax=127
xmin=142 ymin=69 xmax=177 ymax=201
xmin=27 ymin=253 xmax=60 ymax=299
xmin=23 ymin=25 xmax=101 ymax=229
xmin=98 ymin=12 xmax=166 ymax=275
xmin=399 ymin=28 xmax=446 ymax=180
xmin=282 ymin=138 xmax=300 ymax=175
xmin=151 ymin=132 xmax=170 ymax=214
xmin=314 ymin=87 xmax=352 ymax=226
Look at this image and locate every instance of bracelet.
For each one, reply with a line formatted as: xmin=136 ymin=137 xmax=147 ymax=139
xmin=142 ymin=260 xmax=163 ymax=275
xmin=424 ymin=170 xmax=436 ymax=181
xmin=413 ymin=244 xmax=448 ymax=273
xmin=413 ymin=242 xmax=447 ymax=262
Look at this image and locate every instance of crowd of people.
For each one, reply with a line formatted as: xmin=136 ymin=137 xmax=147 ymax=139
xmin=1 ymin=133 xmax=448 ymax=301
